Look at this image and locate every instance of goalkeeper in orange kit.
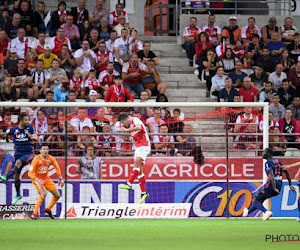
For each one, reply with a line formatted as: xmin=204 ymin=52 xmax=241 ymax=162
xmin=28 ymin=144 xmax=64 ymax=220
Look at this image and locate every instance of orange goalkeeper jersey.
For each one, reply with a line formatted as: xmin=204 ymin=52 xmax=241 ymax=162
xmin=28 ymin=154 xmax=61 ymax=179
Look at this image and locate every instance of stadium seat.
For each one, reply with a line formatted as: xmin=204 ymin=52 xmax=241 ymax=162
xmin=75 ymin=99 xmax=86 ymax=102
xmin=16 ymin=99 xmax=30 ymax=102
xmin=37 ymin=99 xmax=46 ymax=102
xmin=241 ymin=68 xmax=254 ymax=76
xmin=96 ymin=99 xmax=105 ymax=102
xmin=134 ymin=99 xmax=141 ymax=102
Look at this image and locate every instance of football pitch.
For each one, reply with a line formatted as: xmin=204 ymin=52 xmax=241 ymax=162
xmin=0 ymin=219 xmax=299 ymax=250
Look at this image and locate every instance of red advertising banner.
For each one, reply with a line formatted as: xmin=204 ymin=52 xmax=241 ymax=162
xmin=20 ymin=157 xmax=300 ymax=181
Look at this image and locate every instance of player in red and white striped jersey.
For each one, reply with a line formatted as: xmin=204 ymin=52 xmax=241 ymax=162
xmin=117 ymin=113 xmax=151 ymax=204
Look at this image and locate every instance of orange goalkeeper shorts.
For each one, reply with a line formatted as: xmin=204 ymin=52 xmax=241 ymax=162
xmin=32 ymin=177 xmax=57 ymax=192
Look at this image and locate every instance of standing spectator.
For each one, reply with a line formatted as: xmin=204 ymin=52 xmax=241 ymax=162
xmin=16 ymin=0 xmax=32 ymax=36
xmin=48 ymin=59 xmax=68 ymax=89
xmin=269 ymin=94 xmax=285 ymax=120
xmin=109 ymin=2 xmax=129 ymax=28
xmin=95 ymin=41 xmax=113 ymax=73
xmin=54 ymin=81 xmax=69 ymax=102
xmin=268 ymin=64 xmax=287 ymax=91
xmin=30 ymin=32 xmax=48 ymax=55
xmin=49 ymin=1 xmax=68 ymax=37
xmin=99 ymin=16 xmax=112 ymax=41
xmin=4 ymin=48 xmax=18 ymax=75
xmin=281 ymin=17 xmax=297 ymax=46
xmin=40 ymin=91 xmax=58 ymax=120
xmin=258 ymin=81 xmax=276 ymax=103
xmin=278 ymin=79 xmax=296 ymax=107
xmin=211 ymin=66 xmax=226 ymax=98
xmin=288 ymin=61 xmax=300 ymax=89
xmin=98 ymin=62 xmax=119 ymax=97
xmin=89 ymin=0 xmax=109 ymax=28
xmin=69 ymin=69 xmax=84 ymax=99
xmin=5 ymin=13 xmax=23 ymax=39
xmin=228 ymin=60 xmax=247 ymax=89
xmin=202 ymin=48 xmax=219 ymax=96
xmin=0 ymin=77 xmax=19 ymax=102
xmin=146 ymin=108 xmax=165 ymax=134
xmin=266 ymin=32 xmax=284 ymax=62
xmin=92 ymin=107 xmax=110 ymax=133
xmin=239 ymin=77 xmax=258 ymax=102
xmin=195 ymin=32 xmax=212 ymax=67
xmin=246 ymin=34 xmax=263 ymax=67
xmin=49 ymin=27 xmax=72 ymax=56
xmin=0 ymin=30 xmax=8 ymax=59
xmin=202 ymin=14 xmax=221 ymax=47
xmin=114 ymin=28 xmax=130 ymax=74
xmin=88 ymin=28 xmax=100 ymax=52
xmin=104 ymin=75 xmax=134 ymax=102
xmin=61 ymin=15 xmax=81 ymax=50
xmin=219 ymin=77 xmax=239 ymax=102
xmin=287 ymin=33 xmax=300 ymax=62
xmin=256 ymin=46 xmax=276 ymax=76
xmin=32 ymin=1 xmax=47 ymax=38
xmin=70 ymin=0 xmax=89 ymax=27
xmin=241 ymin=17 xmax=261 ymax=48
xmin=280 ymin=49 xmax=295 ymax=75
xmin=30 ymin=59 xmax=50 ymax=98
xmin=38 ymin=45 xmax=59 ymax=70
xmin=105 ymin=30 xmax=117 ymax=54
xmin=222 ymin=15 xmax=241 ymax=45
xmin=219 ymin=48 xmax=236 ymax=73
xmin=261 ymin=17 xmax=281 ymax=44
xmin=250 ymin=65 xmax=268 ymax=91
xmin=137 ymin=41 xmax=159 ymax=66
xmin=8 ymin=27 xmax=30 ymax=59
xmin=59 ymin=44 xmax=76 ymax=79
xmin=287 ymin=96 xmax=300 ymax=120
xmin=183 ymin=17 xmax=201 ymax=66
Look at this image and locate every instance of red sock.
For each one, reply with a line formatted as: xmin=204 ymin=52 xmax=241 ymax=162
xmin=138 ymin=174 xmax=146 ymax=193
xmin=128 ymin=168 xmax=139 ymax=185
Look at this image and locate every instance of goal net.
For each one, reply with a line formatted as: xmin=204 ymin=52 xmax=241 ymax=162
xmin=0 ymin=101 xmax=271 ymax=219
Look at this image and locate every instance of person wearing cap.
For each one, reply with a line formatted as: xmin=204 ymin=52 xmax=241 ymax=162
xmin=105 ymin=75 xmax=134 ymax=102
xmin=261 ymin=17 xmax=281 ymax=44
xmin=8 ymin=27 xmax=31 ymax=59
xmin=221 ymin=15 xmax=241 ymax=45
xmin=86 ymin=90 xmax=98 ymax=117
xmin=54 ymin=81 xmax=70 ymax=102
xmin=38 ymin=45 xmax=59 ymax=70
xmin=241 ymin=17 xmax=261 ymax=49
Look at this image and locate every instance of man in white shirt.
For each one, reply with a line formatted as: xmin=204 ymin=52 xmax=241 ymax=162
xmin=8 ymin=27 xmax=31 ymax=59
xmin=70 ymin=107 xmax=95 ymax=132
xmin=114 ymin=28 xmax=130 ymax=74
xmin=268 ymin=64 xmax=287 ymax=91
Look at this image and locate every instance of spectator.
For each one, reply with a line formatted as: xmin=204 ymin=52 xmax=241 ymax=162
xmin=114 ymin=15 xmax=130 ymax=38
xmin=5 ymin=13 xmax=23 ymax=39
xmin=269 ymin=93 xmax=285 ymax=120
xmin=280 ymin=49 xmax=295 ymax=75
xmin=116 ymin=135 xmax=135 ymax=156
xmin=146 ymin=107 xmax=165 ymax=134
xmin=0 ymin=30 xmax=8 ymax=59
xmin=129 ymin=29 xmax=142 ymax=54
xmin=0 ymin=148 xmax=13 ymax=176
xmin=222 ymin=15 xmax=241 ymax=45
xmin=80 ymin=20 xmax=91 ymax=41
xmin=32 ymin=2 xmax=46 ymax=38
xmin=183 ymin=17 xmax=201 ymax=66
xmin=37 ymin=45 xmax=58 ymax=70
xmin=66 ymin=90 xmax=78 ymax=117
xmin=219 ymin=77 xmax=239 ymax=102
xmin=114 ymin=28 xmax=131 ymax=74
xmin=141 ymin=59 xmax=167 ymax=97
xmin=89 ymin=0 xmax=109 ymax=28
xmin=236 ymin=124 xmax=261 ymax=151
xmin=250 ymin=65 xmax=268 ymax=91
xmin=202 ymin=48 xmax=219 ymax=96
xmin=16 ymin=0 xmax=32 ymax=36
xmin=109 ymin=2 xmax=129 ymax=28
xmin=105 ymin=75 xmax=134 ymax=102
xmin=61 ymin=15 xmax=81 ymax=50
xmin=233 ymin=40 xmax=247 ymax=67
xmin=202 ymin=14 xmax=221 ymax=47
xmin=278 ymin=79 xmax=296 ymax=107
xmin=86 ymin=90 xmax=98 ymax=117
xmin=0 ymin=113 xmax=16 ymax=131
xmin=4 ymin=47 xmax=18 ymax=75
xmin=76 ymin=144 xmax=102 ymax=179
xmin=8 ymin=27 xmax=30 ymax=59
xmin=195 ymin=31 xmax=212 ymax=67
xmin=97 ymin=123 xmax=116 ymax=157
xmin=278 ymin=108 xmax=300 ymax=148
xmin=105 ymin=29 xmax=117 ymax=54
xmin=211 ymin=66 xmax=226 ymax=98
xmin=176 ymin=124 xmax=196 ymax=156
xmin=287 ymin=96 xmax=300 ymax=120
xmin=0 ymin=77 xmax=19 ymax=101
xmin=33 ymin=109 xmax=48 ymax=142
xmin=269 ymin=126 xmax=286 ymax=156
xmin=281 ymin=17 xmax=297 ymax=46
xmin=88 ymin=28 xmax=100 ymax=52
xmin=219 ymin=48 xmax=236 ymax=73
xmin=239 ymin=76 xmax=258 ymax=102
xmin=45 ymin=125 xmax=64 ymax=156
xmin=288 ymin=61 xmax=300 ymax=89
xmin=258 ymin=81 xmax=276 ymax=103
xmin=30 ymin=32 xmax=48 ymax=55
xmin=77 ymin=126 xmax=98 ymax=155
xmin=256 ymin=46 xmax=276 ymax=76
xmin=268 ymin=64 xmax=287 ymax=91
xmin=99 ymin=16 xmax=112 ymax=41
xmin=74 ymin=40 xmax=97 ymax=80
xmin=49 ymin=1 xmax=68 ymax=37
xmin=259 ymin=111 xmax=279 ymax=132
xmin=153 ymin=124 xmax=175 ymax=156
xmin=266 ymin=32 xmax=284 ymax=62
xmin=40 ymin=90 xmax=58 ymax=120
xmin=59 ymin=44 xmax=76 ymax=79
xmin=95 ymin=41 xmax=113 ymax=73
xmin=30 ymin=59 xmax=50 ymax=98
xmin=70 ymin=0 xmax=89 ymax=27
xmin=92 ymin=107 xmax=110 ymax=133
xmin=233 ymin=107 xmax=259 ymax=134
xmin=54 ymin=81 xmax=69 ymax=102
xmin=228 ymin=60 xmax=247 ymax=88
xmin=185 ymin=1 xmax=209 ymax=14
xmin=168 ymin=108 xmax=184 ymax=135
xmin=49 ymin=27 xmax=72 ymax=56
xmin=122 ymin=53 xmax=146 ymax=97
xmin=98 ymin=62 xmax=119 ymax=97
xmin=0 ymin=9 xmax=10 ymax=30
xmin=241 ymin=17 xmax=261 ymax=48
xmin=48 ymin=59 xmax=68 ymax=89
xmin=287 ymin=32 xmax=300 ymax=62
xmin=70 ymin=69 xmax=85 ymax=99
xmin=261 ymin=17 xmax=281 ymax=44
xmin=70 ymin=107 xmax=94 ymax=132
xmin=85 ymin=70 xmax=100 ymax=98
xmin=137 ymin=41 xmax=159 ymax=66
xmin=246 ymin=34 xmax=263 ymax=67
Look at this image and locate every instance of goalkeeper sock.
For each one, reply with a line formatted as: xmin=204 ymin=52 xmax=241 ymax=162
xmin=14 ymin=179 xmax=21 ymax=197
xmin=33 ymin=196 xmax=45 ymax=215
xmin=138 ymin=174 xmax=146 ymax=193
xmin=6 ymin=166 xmax=19 ymax=180
xmin=128 ymin=168 xmax=140 ymax=185
xmin=248 ymin=200 xmax=267 ymax=214
xmin=47 ymin=197 xmax=59 ymax=210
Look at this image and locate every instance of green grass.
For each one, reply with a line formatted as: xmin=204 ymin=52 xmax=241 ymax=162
xmin=0 ymin=219 xmax=299 ymax=250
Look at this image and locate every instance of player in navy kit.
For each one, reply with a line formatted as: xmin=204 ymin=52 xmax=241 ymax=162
xmin=0 ymin=113 xmax=38 ymax=204
xmin=243 ymin=148 xmax=295 ymax=220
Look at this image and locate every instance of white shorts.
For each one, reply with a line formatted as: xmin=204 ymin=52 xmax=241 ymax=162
xmin=134 ymin=146 xmax=151 ymax=163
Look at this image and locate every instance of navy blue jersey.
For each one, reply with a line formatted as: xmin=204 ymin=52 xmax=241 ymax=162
xmin=6 ymin=125 xmax=35 ymax=152
xmin=264 ymin=157 xmax=283 ymax=191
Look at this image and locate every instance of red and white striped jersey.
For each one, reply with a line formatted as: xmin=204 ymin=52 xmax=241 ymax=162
xmin=130 ymin=117 xmax=150 ymax=148
xmin=98 ymin=70 xmax=119 ymax=88
xmin=183 ymin=26 xmax=201 ymax=38
xmin=202 ymin=24 xmax=221 ymax=43
xmin=109 ymin=10 xmax=129 ymax=27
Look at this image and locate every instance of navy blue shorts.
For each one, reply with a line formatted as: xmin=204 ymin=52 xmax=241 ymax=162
xmin=14 ymin=152 xmax=34 ymax=170
xmin=254 ymin=186 xmax=279 ymax=202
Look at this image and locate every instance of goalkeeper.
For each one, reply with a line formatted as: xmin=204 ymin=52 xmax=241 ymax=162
xmin=28 ymin=144 xmax=64 ymax=220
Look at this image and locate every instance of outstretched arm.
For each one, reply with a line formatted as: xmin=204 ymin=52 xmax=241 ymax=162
xmin=283 ymin=169 xmax=296 ymax=192
xmin=283 ymin=161 xmax=300 ymax=170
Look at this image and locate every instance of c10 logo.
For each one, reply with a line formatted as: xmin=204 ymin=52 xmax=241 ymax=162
xmin=184 ymin=183 xmax=257 ymax=217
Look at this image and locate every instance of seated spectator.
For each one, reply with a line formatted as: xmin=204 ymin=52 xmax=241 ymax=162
xmin=70 ymin=107 xmax=94 ymax=132
xmin=88 ymin=28 xmax=100 ymax=52
xmin=266 ymin=32 xmax=284 ymax=62
xmin=141 ymin=59 xmax=167 ymax=97
xmin=38 ymin=45 xmax=59 ymax=70
xmin=239 ymin=76 xmax=258 ymax=102
xmin=185 ymin=1 xmax=209 ymax=14
xmin=146 ymin=107 xmax=165 ymax=134
xmin=236 ymin=124 xmax=261 ymax=151
xmin=74 ymin=40 xmax=97 ymax=80
xmin=153 ymin=124 xmax=176 ymax=156
xmin=85 ymin=70 xmax=101 ymax=98
xmin=268 ymin=64 xmax=287 ymax=91
xmin=219 ymin=48 xmax=236 ymax=73
xmin=202 ymin=14 xmax=221 ymax=47
xmin=70 ymin=69 xmax=85 ymax=99
xmin=77 ymin=126 xmax=98 ymax=156
xmin=287 ymin=32 xmax=300 ymax=62
xmin=228 ymin=60 xmax=247 ymax=88
xmin=269 ymin=93 xmax=285 ymax=120
xmin=250 ymin=65 xmax=268 ymax=91
xmin=99 ymin=16 xmax=112 ymax=41
xmin=32 ymin=1 xmax=47 ymax=38
xmin=59 ymin=44 xmax=76 ymax=79
xmin=183 ymin=17 xmax=201 ymax=66
xmin=122 ymin=53 xmax=146 ymax=97
xmin=86 ymin=90 xmax=98 ymax=116
xmin=280 ymin=49 xmax=294 ymax=75
xmin=241 ymin=17 xmax=261 ymax=48
xmin=233 ymin=40 xmax=247 ymax=67
xmin=88 ymin=0 xmax=109 ymax=28
xmin=0 ymin=30 xmax=9 ymax=59
xmin=92 ymin=107 xmax=110 ymax=133
xmin=66 ymin=91 xmax=78 ymax=117
xmin=5 ymin=13 xmax=23 ymax=40
xmin=202 ymin=48 xmax=219 ymax=96
xmin=246 ymin=34 xmax=263 ymax=66
xmin=195 ymin=32 xmax=212 ymax=68
xmin=16 ymin=0 xmax=32 ymax=36
xmin=176 ymin=124 xmax=197 ymax=156
xmin=70 ymin=0 xmax=88 ymax=27
xmin=0 ymin=77 xmax=19 ymax=101
xmin=114 ymin=15 xmax=130 ymax=38
xmin=95 ymin=41 xmax=113 ymax=73
xmin=49 ymin=1 xmax=68 ymax=37
xmin=45 ymin=125 xmax=64 ymax=156
xmin=278 ymin=108 xmax=300 ymax=148
xmin=105 ymin=30 xmax=117 ymax=54
xmin=49 ymin=27 xmax=72 ymax=56
xmin=288 ymin=61 xmax=300 ymax=89
xmin=116 ymin=134 xmax=134 ymax=156
xmin=256 ymin=46 xmax=276 ymax=76
xmin=221 ymin=15 xmax=241 ymax=45
xmin=63 ymin=121 xmax=77 ymax=156
xmin=287 ymin=96 xmax=300 ymax=120
xmin=277 ymin=79 xmax=296 ymax=107
xmin=281 ymin=17 xmax=297 ymax=46
xmin=219 ymin=77 xmax=239 ymax=102
xmin=80 ymin=20 xmax=91 ymax=41
xmin=211 ymin=66 xmax=226 ymax=99
xmin=258 ymin=81 xmax=276 ymax=103
xmin=30 ymin=59 xmax=51 ymax=98
xmin=61 ymin=15 xmax=81 ymax=50
xmin=25 ymin=51 xmax=37 ymax=71
xmin=11 ymin=58 xmax=35 ymax=100
xmin=97 ymin=123 xmax=116 ymax=157
xmin=0 ymin=10 xmax=10 ymax=30
xmin=269 ymin=126 xmax=286 ymax=156
xmin=167 ymin=108 xmax=184 ymax=135
xmin=98 ymin=62 xmax=119 ymax=97
xmin=0 ymin=113 xmax=16 ymax=131
xmin=137 ymin=41 xmax=159 ymax=66
xmin=261 ymin=17 xmax=281 ymax=44
xmin=105 ymin=75 xmax=134 ymax=102
xmin=40 ymin=90 xmax=58 ymax=120
xmin=233 ymin=107 xmax=259 ymax=134
xmin=114 ymin=28 xmax=131 ymax=74
xmin=109 ymin=2 xmax=129 ymax=28
xmin=215 ymin=36 xmax=232 ymax=60
xmin=259 ymin=111 xmax=279 ymax=132
xmin=33 ymin=110 xmax=48 ymax=142
xmin=8 ymin=27 xmax=31 ymax=59
xmin=54 ymin=81 xmax=69 ymax=102
xmin=48 ymin=59 xmax=68 ymax=90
